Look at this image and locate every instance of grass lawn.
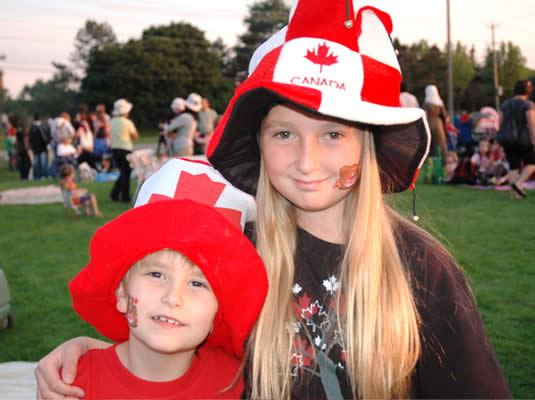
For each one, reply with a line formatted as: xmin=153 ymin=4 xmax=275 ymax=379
xmin=0 ymin=157 xmax=533 ymax=397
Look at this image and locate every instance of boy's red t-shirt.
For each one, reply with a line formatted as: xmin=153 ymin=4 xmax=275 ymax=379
xmin=71 ymin=344 xmax=243 ymax=399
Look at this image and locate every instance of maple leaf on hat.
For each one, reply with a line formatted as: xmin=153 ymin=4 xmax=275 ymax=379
xmin=148 ymin=171 xmax=242 ymax=228
xmin=305 ymin=42 xmax=338 ymax=73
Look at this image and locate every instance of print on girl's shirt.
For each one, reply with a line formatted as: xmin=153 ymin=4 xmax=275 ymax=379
xmin=291 ymin=275 xmax=347 ymax=400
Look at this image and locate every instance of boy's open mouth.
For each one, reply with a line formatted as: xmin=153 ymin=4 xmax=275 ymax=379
xmin=152 ymin=315 xmax=184 ymax=326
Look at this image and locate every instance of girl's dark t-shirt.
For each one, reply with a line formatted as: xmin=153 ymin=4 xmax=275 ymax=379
xmin=244 ymin=224 xmax=511 ymax=399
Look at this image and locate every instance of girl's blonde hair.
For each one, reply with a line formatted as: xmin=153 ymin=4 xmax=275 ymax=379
xmin=248 ymin=129 xmax=422 ymax=399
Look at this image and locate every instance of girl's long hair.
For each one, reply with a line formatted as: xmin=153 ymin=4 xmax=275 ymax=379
xmin=248 ymin=129 xmax=421 ymax=399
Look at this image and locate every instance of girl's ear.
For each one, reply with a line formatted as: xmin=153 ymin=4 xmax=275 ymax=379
xmin=116 ymin=281 xmax=128 ymax=313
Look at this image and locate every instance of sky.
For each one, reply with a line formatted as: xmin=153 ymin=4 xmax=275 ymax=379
xmin=1 ymin=0 xmax=534 ymax=98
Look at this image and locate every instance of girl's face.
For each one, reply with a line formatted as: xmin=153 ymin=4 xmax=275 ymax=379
xmin=479 ymin=141 xmax=490 ymax=154
xmin=259 ymin=104 xmax=363 ymax=217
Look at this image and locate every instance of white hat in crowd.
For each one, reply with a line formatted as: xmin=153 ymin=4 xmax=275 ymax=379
xmin=171 ymin=97 xmax=186 ymax=113
xmin=185 ymin=93 xmax=203 ymax=112
xmin=112 ymin=99 xmax=133 ymax=116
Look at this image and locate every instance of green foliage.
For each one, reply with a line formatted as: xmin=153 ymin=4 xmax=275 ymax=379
xmin=231 ymin=0 xmax=290 ymax=82
xmin=451 ymin=42 xmax=476 ymax=110
xmin=82 ymin=22 xmax=232 ymax=127
xmin=395 ymin=39 xmax=447 ymax=103
xmin=17 ymin=63 xmax=80 ymax=118
xmin=70 ymin=20 xmax=118 ymax=73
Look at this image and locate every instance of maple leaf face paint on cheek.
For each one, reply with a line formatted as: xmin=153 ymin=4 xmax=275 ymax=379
xmin=334 ymin=164 xmax=360 ymax=189
xmin=126 ymin=296 xmax=139 ymax=328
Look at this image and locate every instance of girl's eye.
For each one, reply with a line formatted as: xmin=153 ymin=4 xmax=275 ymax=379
xmin=147 ymin=272 xmax=163 ymax=279
xmin=275 ymin=130 xmax=291 ymax=139
xmin=327 ymin=131 xmax=342 ymax=139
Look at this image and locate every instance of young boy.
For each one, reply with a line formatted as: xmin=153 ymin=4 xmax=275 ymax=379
xmin=59 ymin=164 xmax=103 ymax=217
xmin=68 ymin=159 xmax=268 ymax=399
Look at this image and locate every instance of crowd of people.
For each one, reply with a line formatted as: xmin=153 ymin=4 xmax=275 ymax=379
xmin=2 ymin=104 xmax=112 ymax=181
xmin=157 ymin=93 xmax=219 ymax=158
xmin=400 ymin=80 xmax=535 ymax=197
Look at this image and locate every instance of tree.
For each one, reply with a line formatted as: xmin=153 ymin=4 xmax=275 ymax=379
xmin=17 ymin=62 xmax=80 ymax=117
xmin=395 ymin=39 xmax=447 ymax=104
xmin=479 ymin=41 xmax=531 ymax=103
xmin=230 ymin=0 xmax=290 ymax=82
xmin=70 ymin=20 xmax=117 ymax=75
xmin=82 ymin=22 xmax=232 ymax=127
xmin=451 ymin=42 xmax=476 ymax=111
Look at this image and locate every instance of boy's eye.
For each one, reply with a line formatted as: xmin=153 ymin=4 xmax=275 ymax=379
xmin=190 ymin=280 xmax=208 ymax=289
xmin=147 ymin=271 xmax=163 ymax=279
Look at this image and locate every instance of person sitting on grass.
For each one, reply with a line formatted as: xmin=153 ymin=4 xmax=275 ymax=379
xmin=59 ymin=164 xmax=102 ymax=217
xmin=65 ymin=160 xmax=268 ymax=399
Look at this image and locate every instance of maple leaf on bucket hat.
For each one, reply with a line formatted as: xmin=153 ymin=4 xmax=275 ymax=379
xmin=207 ymin=0 xmax=431 ymax=195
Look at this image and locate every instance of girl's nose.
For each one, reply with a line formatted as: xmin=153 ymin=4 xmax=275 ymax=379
xmin=296 ymin=136 xmax=320 ymax=173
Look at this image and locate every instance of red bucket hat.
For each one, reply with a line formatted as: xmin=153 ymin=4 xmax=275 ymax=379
xmin=69 ymin=159 xmax=267 ymax=358
xmin=207 ymin=0 xmax=430 ymax=194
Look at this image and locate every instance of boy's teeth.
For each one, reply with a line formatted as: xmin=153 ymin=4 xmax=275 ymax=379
xmin=153 ymin=316 xmax=182 ymax=325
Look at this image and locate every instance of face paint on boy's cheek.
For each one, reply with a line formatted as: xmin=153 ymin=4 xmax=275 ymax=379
xmin=126 ymin=296 xmax=139 ymax=328
xmin=334 ymin=164 xmax=360 ymax=189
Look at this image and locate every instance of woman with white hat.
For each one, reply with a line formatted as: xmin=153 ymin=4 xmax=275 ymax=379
xmin=162 ymin=93 xmax=202 ymax=157
xmin=109 ymin=98 xmax=138 ymax=202
xmin=424 ymin=84 xmax=449 ymax=161
xmin=35 ymin=1 xmax=510 ymax=399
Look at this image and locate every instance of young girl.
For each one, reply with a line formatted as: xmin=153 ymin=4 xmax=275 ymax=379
xmin=443 ymin=151 xmax=459 ymax=182
xmin=59 ymin=164 xmax=103 ymax=217
xmin=35 ymin=2 xmax=510 ymax=399
xmin=471 ymin=139 xmax=494 ymax=185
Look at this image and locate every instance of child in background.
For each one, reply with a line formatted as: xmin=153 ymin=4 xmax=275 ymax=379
xmin=67 ymin=159 xmax=267 ymax=399
xmin=59 ymin=164 xmax=102 ymax=217
xmin=471 ymin=139 xmax=493 ymax=185
xmin=444 ymin=151 xmax=459 ymax=182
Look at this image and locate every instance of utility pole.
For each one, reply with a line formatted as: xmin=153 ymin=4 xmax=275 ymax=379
xmin=446 ymin=0 xmax=454 ymax=118
xmin=490 ymin=23 xmax=501 ymax=109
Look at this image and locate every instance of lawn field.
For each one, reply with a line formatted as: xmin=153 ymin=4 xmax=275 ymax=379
xmin=0 ymin=154 xmax=533 ymax=397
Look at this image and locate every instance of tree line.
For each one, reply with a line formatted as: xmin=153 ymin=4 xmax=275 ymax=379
xmin=1 ymin=0 xmax=534 ymax=128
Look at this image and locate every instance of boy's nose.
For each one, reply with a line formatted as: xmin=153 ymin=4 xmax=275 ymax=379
xmin=162 ymin=282 xmax=184 ymax=308
xmin=296 ymin=137 xmax=320 ymax=173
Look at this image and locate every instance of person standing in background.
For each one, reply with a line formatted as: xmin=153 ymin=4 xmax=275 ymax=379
xmin=163 ymin=93 xmax=202 ymax=157
xmin=497 ymin=79 xmax=535 ymax=198
xmin=399 ymin=81 xmax=419 ymax=108
xmin=12 ymin=115 xmax=31 ymax=180
xmin=109 ymin=99 xmax=138 ymax=203
xmin=424 ymin=84 xmax=449 ymax=161
xmin=195 ymin=97 xmax=218 ymax=154
xmin=28 ymin=113 xmax=51 ymax=180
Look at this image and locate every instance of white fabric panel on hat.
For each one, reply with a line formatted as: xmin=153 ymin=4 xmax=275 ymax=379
xmin=357 ymin=9 xmax=400 ymax=71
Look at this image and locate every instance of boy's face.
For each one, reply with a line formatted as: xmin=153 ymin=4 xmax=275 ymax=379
xmin=116 ymin=251 xmax=218 ymax=356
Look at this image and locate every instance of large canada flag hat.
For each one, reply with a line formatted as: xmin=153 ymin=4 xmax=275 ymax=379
xmin=207 ymin=0 xmax=430 ymax=194
xmin=69 ymin=158 xmax=266 ymax=358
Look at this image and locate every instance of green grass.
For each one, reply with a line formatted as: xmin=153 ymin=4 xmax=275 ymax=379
xmin=0 ymin=161 xmax=533 ymax=397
